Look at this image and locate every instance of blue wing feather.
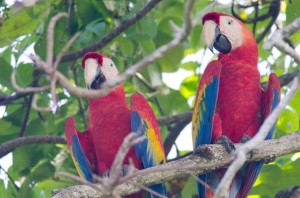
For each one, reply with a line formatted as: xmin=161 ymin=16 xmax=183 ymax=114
xmin=130 ymin=93 xmax=166 ymax=198
xmin=65 ymin=117 xmax=94 ymax=182
xmin=192 ymin=61 xmax=222 ymax=198
xmin=131 ymin=111 xmax=151 ymax=167
xmin=71 ymin=136 xmax=93 ymax=182
xmin=194 ymin=76 xmax=219 ymax=147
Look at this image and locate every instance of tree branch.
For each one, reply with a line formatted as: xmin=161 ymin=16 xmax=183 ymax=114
xmin=52 ymin=131 xmax=300 ymax=198
xmin=60 ymin=0 xmax=163 ymax=63
xmin=275 ymin=186 xmax=300 ymax=198
xmin=164 ymin=119 xmax=191 ymax=156
xmin=264 ymin=17 xmax=300 ymax=64
xmin=0 ymin=136 xmax=66 ymax=158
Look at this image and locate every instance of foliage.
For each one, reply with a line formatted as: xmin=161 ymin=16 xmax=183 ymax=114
xmin=0 ymin=0 xmax=299 ymax=197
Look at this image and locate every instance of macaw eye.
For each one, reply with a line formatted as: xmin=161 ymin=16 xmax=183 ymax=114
xmin=110 ymin=63 xmax=113 ymax=67
xmin=228 ymin=19 xmax=233 ymax=25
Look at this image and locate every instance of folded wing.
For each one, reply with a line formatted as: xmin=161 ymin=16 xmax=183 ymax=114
xmin=130 ymin=93 xmax=166 ymax=197
xmin=65 ymin=117 xmax=97 ymax=182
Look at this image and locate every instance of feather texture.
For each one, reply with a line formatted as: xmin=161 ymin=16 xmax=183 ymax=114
xmin=193 ymin=12 xmax=281 ymax=198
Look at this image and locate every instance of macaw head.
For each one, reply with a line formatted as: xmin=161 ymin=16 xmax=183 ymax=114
xmin=202 ymin=12 xmax=255 ymax=55
xmin=82 ymin=52 xmax=118 ymax=89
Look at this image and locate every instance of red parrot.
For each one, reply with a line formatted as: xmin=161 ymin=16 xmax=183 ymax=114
xmin=192 ymin=12 xmax=280 ymax=198
xmin=65 ymin=52 xmax=166 ymax=197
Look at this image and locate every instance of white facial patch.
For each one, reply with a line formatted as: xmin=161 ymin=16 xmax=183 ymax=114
xmin=101 ymin=57 xmax=119 ymax=80
xmin=84 ymin=58 xmax=99 ymax=86
xmin=219 ymin=16 xmax=243 ymax=50
xmin=202 ymin=20 xmax=217 ymax=48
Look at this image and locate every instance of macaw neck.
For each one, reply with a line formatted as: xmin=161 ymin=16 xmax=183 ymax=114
xmin=88 ymin=85 xmax=127 ymax=115
xmin=218 ymin=40 xmax=258 ymax=67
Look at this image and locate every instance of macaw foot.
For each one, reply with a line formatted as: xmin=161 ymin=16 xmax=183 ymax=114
xmin=240 ymin=135 xmax=255 ymax=159
xmin=215 ymin=135 xmax=235 ymax=153
xmin=240 ymin=134 xmax=251 ymax=143
xmin=101 ymin=165 xmax=130 ymax=178
xmin=121 ymin=164 xmax=129 ymax=176
xmin=102 ymin=170 xmax=110 ymax=178
xmin=261 ymin=154 xmax=276 ymax=164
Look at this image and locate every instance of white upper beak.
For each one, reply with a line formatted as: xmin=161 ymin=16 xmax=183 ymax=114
xmin=84 ymin=58 xmax=99 ymax=88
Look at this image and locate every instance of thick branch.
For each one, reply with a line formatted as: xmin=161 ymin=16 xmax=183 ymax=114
xmin=52 ymin=131 xmax=300 ymax=198
xmin=0 ymin=136 xmax=66 ymax=158
xmin=164 ymin=119 xmax=191 ymax=156
xmin=60 ymin=0 xmax=163 ymax=62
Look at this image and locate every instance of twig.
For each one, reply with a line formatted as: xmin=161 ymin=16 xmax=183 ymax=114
xmin=14 ymin=0 xmax=194 ymax=106
xmin=55 ymin=0 xmax=194 ymax=99
xmin=0 ymin=135 xmax=66 ymax=158
xmin=18 ymin=95 xmax=33 ymax=137
xmin=60 ymin=0 xmax=163 ymax=62
xmin=108 ymin=133 xmax=146 ymax=188
xmin=53 ymin=32 xmax=81 ymax=69
xmin=31 ymin=94 xmax=52 ymax=112
xmin=52 ymin=131 xmax=300 ymax=198
xmin=11 ymin=70 xmax=51 ymax=93
xmin=164 ymin=119 xmax=191 ymax=156
xmin=214 ymin=75 xmax=300 ymax=198
xmin=134 ymin=183 xmax=167 ymax=198
xmin=264 ymin=17 xmax=300 ymax=64
xmin=46 ymin=13 xmax=68 ymax=68
xmin=71 ymin=65 xmax=88 ymax=128
xmin=0 ymin=165 xmax=19 ymax=191
xmin=57 ymin=172 xmax=105 ymax=193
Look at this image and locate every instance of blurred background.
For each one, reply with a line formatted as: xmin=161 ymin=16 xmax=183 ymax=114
xmin=0 ymin=0 xmax=299 ymax=197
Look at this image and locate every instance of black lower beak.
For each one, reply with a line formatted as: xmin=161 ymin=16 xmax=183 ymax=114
xmin=213 ymin=26 xmax=231 ymax=54
xmin=90 ymin=72 xmax=106 ymax=89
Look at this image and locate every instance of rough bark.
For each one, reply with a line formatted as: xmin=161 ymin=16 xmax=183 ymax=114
xmin=52 ymin=131 xmax=300 ymax=198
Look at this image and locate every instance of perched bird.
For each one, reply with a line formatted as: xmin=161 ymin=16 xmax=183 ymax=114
xmin=65 ymin=52 xmax=166 ymax=197
xmin=192 ymin=12 xmax=280 ymax=198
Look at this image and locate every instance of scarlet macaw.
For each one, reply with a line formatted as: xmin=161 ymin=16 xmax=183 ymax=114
xmin=65 ymin=52 xmax=166 ymax=197
xmin=192 ymin=12 xmax=280 ymax=198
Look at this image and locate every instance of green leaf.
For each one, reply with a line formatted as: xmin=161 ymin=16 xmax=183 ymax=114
xmin=0 ymin=119 xmax=19 ymax=135
xmin=0 ymin=1 xmax=53 ymax=47
xmin=181 ymin=177 xmax=198 ymax=198
xmin=0 ymin=180 xmax=6 ymax=198
xmin=290 ymin=90 xmax=300 ymax=114
xmin=181 ymin=61 xmax=198 ymax=71
xmin=286 ymin=1 xmax=299 ymax=25
xmin=126 ymin=16 xmax=157 ymax=41
xmin=38 ymin=178 xmax=76 ymax=198
xmin=118 ymin=37 xmax=134 ymax=56
xmin=140 ymin=39 xmax=156 ymax=54
xmin=190 ymin=25 xmax=202 ymax=48
xmin=29 ymin=161 xmax=55 ymax=182
xmin=158 ymin=45 xmax=184 ymax=72
xmin=75 ymin=19 xmax=106 ymax=47
xmin=76 ymin=0 xmax=104 ymax=26
xmin=277 ymin=108 xmax=299 ymax=133
xmin=159 ymin=89 xmax=189 ymax=115
xmin=16 ymin=63 xmax=34 ymax=87
xmin=0 ymin=49 xmax=13 ymax=89
xmin=157 ymin=16 xmax=182 ymax=35
xmin=180 ymin=74 xmax=199 ymax=99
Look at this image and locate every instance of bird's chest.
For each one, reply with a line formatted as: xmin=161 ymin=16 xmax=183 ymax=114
xmin=90 ymin=106 xmax=131 ymax=147
xmin=216 ymin=66 xmax=261 ymax=142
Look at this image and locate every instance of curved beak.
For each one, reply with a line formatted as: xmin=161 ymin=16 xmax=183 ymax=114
xmin=202 ymin=21 xmax=232 ymax=54
xmin=84 ymin=59 xmax=106 ymax=89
